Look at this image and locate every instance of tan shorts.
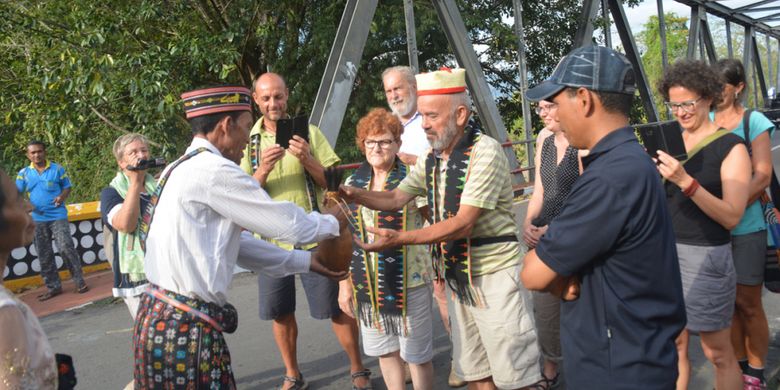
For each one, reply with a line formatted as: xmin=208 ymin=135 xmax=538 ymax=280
xmin=448 ymin=265 xmax=541 ymax=388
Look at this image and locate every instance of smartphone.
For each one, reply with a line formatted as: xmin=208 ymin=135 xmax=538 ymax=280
xmin=276 ymin=115 xmax=309 ymax=149
xmin=635 ymin=120 xmax=688 ymax=161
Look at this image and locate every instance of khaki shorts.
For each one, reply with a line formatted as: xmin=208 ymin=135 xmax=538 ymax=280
xmin=448 ymin=265 xmax=541 ymax=388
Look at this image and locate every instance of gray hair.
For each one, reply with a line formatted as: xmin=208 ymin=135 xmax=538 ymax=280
xmin=382 ymin=66 xmax=417 ymax=87
xmin=450 ymin=92 xmax=473 ymax=115
xmin=113 ymin=133 xmax=150 ymax=162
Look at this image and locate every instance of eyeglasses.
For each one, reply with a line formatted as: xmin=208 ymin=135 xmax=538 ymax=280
xmin=664 ymin=98 xmax=702 ymax=114
xmin=534 ymin=103 xmax=557 ymax=115
xmin=364 ymin=139 xmax=395 ymax=149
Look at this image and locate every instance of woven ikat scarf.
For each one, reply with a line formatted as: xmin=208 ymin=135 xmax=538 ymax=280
xmin=425 ymin=127 xmax=480 ymax=306
xmin=348 ymin=160 xmax=409 ymax=335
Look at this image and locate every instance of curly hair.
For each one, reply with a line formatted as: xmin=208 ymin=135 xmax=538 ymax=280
xmin=355 ymin=108 xmax=404 ymax=154
xmin=657 ymin=59 xmax=723 ymax=109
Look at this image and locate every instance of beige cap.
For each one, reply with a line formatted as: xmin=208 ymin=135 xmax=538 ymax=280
xmin=416 ymin=67 xmax=466 ymax=96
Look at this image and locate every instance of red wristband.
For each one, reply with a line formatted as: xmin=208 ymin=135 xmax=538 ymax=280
xmin=683 ymin=178 xmax=700 ymax=197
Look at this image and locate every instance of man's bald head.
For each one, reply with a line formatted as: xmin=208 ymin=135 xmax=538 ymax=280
xmin=252 ymin=72 xmax=289 ymax=123
xmin=253 ymin=72 xmax=287 ymax=93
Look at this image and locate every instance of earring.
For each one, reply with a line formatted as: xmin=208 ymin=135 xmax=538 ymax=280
xmin=735 ymin=92 xmax=739 ymax=99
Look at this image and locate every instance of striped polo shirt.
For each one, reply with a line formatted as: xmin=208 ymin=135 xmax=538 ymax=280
xmin=398 ymin=133 xmax=522 ymax=276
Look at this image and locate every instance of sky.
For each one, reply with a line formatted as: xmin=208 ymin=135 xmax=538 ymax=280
xmin=618 ymin=0 xmax=691 ymax=39
xmin=618 ymin=0 xmax=779 ymax=39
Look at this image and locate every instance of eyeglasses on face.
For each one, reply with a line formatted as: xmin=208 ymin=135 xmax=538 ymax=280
xmin=664 ymin=97 xmax=702 ymax=114
xmin=534 ymin=103 xmax=558 ymax=115
xmin=364 ymin=139 xmax=395 ymax=149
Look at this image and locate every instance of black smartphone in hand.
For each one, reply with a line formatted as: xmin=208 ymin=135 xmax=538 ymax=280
xmin=276 ymin=115 xmax=309 ymax=149
xmin=635 ymin=120 xmax=688 ymax=161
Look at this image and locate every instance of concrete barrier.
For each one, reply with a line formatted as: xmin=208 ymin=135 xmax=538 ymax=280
xmin=4 ymin=201 xmax=110 ymax=292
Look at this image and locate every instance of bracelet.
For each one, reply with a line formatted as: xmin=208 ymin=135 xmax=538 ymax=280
xmin=682 ymin=178 xmax=700 ymax=197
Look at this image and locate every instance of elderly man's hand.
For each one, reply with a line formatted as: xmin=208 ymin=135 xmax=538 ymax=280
xmin=353 ymin=226 xmax=404 ymax=252
xmin=338 ymin=185 xmax=360 ymax=204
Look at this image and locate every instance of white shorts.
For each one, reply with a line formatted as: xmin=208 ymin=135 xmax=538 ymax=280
xmin=360 ymin=284 xmax=433 ymax=365
xmin=449 ymin=265 xmax=541 ymax=389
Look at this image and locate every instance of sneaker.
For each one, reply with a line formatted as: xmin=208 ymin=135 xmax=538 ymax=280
xmin=37 ymin=288 xmax=62 ymax=301
xmin=744 ymin=374 xmax=767 ymax=390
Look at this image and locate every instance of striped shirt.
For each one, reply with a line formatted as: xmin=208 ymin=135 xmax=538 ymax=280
xmin=398 ymin=134 xmax=522 ymax=275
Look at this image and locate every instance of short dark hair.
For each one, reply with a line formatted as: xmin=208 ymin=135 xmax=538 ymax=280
xmin=564 ymin=88 xmax=633 ymax=116
xmin=657 ymin=59 xmax=723 ymax=109
xmin=188 ymin=112 xmax=244 ymax=135
xmin=27 ymin=140 xmax=45 ymax=150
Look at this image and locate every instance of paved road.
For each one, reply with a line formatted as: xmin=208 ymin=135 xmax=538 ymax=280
xmin=40 ymin=270 xmax=780 ymax=390
xmin=43 ymin=272 xmax=454 ymax=389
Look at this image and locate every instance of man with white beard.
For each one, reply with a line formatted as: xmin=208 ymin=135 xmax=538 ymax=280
xmin=382 ymin=66 xmax=429 ymax=166
xmin=382 ymin=65 xmax=467 ymax=388
xmin=343 ymin=68 xmax=542 ymax=390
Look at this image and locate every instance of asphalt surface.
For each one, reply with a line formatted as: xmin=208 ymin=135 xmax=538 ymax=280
xmin=43 ymin=272 xmax=454 ymax=389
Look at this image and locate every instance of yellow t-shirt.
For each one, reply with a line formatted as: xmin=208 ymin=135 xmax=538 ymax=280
xmin=397 ymin=134 xmax=523 ymax=275
xmin=239 ymin=117 xmax=340 ymax=249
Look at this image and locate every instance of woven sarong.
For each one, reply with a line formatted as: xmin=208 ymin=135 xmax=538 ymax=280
xmin=133 ymin=286 xmax=237 ymax=389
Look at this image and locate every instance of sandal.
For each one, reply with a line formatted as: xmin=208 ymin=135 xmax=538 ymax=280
xmin=279 ymin=373 xmax=308 ymax=390
xmin=37 ymin=289 xmax=62 ymax=302
xmin=529 ymin=372 xmax=560 ymax=390
xmin=76 ymin=284 xmax=90 ymax=294
xmin=351 ymin=368 xmax=372 ymax=390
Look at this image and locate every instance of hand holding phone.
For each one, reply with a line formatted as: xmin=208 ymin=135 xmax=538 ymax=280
xmin=635 ymin=120 xmax=687 ymax=161
xmin=275 ymin=116 xmax=309 ymax=149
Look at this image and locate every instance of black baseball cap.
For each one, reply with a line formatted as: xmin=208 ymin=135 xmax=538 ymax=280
xmin=526 ymin=45 xmax=636 ymax=102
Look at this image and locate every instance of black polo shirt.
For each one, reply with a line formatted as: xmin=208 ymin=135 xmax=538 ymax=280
xmin=535 ymin=127 xmax=686 ymax=390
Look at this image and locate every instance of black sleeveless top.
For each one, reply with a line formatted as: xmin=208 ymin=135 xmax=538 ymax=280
xmin=665 ymin=132 xmax=743 ymax=246
xmin=532 ymin=135 xmax=580 ymax=227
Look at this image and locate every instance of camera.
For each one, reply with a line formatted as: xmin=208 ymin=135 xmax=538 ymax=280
xmin=127 ymin=157 xmax=166 ymax=171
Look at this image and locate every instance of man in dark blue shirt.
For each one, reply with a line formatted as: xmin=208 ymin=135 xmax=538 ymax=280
xmin=521 ymin=45 xmax=686 ymax=389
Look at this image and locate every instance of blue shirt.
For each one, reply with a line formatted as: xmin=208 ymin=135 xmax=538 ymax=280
xmin=16 ymin=161 xmax=72 ymax=222
xmin=709 ymin=110 xmax=776 ymax=235
xmin=536 ymin=127 xmax=686 ymax=389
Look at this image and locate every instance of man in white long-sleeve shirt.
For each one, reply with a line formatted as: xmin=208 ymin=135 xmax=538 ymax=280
xmin=133 ymin=85 xmax=346 ymax=390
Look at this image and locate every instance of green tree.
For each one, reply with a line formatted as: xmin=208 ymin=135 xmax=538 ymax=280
xmin=636 ymin=12 xmax=689 ymax=121
xmin=0 ymin=0 xmax=613 ymax=201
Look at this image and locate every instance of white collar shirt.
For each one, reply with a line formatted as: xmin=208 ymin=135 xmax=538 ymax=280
xmin=144 ymin=137 xmax=339 ymax=305
xmin=398 ymin=112 xmax=430 ymax=157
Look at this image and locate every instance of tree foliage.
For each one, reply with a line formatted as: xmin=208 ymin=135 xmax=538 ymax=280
xmin=636 ymin=12 xmax=689 ymax=121
xmin=1 ymin=0 xmax=597 ymax=201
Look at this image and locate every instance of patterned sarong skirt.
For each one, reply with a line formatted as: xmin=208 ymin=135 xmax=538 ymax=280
xmin=133 ymin=285 xmax=238 ymax=389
